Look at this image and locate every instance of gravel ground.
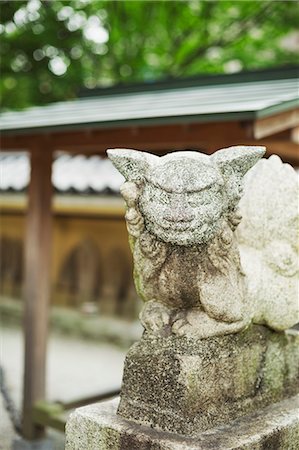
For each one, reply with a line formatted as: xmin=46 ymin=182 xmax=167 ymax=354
xmin=0 ymin=326 xmax=130 ymax=450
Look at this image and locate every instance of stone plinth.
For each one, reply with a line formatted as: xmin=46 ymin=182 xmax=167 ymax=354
xmin=118 ymin=326 xmax=299 ymax=436
xmin=65 ymin=395 xmax=299 ymax=450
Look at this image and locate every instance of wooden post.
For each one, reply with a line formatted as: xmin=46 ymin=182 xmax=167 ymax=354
xmin=22 ymin=147 xmax=53 ymax=440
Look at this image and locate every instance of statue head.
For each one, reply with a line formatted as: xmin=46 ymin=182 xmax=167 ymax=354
xmin=107 ymin=146 xmax=265 ymax=246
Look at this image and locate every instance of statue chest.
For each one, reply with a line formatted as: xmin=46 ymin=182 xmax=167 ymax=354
xmin=155 ymin=246 xmax=204 ymax=308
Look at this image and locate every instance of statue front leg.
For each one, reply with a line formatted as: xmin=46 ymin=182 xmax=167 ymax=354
xmin=200 ymin=273 xmax=245 ymax=323
xmin=172 ymin=308 xmax=250 ymax=339
xmin=140 ymin=300 xmax=173 ymax=337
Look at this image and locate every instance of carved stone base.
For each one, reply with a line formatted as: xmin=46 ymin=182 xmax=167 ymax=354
xmin=65 ymin=395 xmax=299 ymax=450
xmin=118 ymin=325 xmax=299 ymax=436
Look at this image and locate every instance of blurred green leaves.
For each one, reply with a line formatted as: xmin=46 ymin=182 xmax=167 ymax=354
xmin=1 ymin=0 xmax=298 ymax=110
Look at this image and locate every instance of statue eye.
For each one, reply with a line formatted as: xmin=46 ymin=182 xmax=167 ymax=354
xmin=147 ymin=186 xmax=169 ymax=204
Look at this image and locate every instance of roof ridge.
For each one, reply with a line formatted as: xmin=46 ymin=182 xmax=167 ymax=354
xmin=78 ymin=65 xmax=299 ymax=99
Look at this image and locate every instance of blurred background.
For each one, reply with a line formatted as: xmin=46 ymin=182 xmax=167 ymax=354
xmin=1 ymin=0 xmax=299 ymax=109
xmin=0 ymin=1 xmax=298 ymax=449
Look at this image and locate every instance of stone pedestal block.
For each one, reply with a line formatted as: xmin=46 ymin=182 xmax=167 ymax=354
xmin=65 ymin=326 xmax=299 ymax=449
xmin=65 ymin=395 xmax=299 ymax=450
xmin=118 ymin=326 xmax=299 ymax=436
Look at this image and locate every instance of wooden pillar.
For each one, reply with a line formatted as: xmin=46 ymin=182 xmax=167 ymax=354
xmin=22 ymin=147 xmax=53 ymax=440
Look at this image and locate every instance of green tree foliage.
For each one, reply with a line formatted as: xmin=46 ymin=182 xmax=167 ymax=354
xmin=1 ymin=0 xmax=298 ymax=110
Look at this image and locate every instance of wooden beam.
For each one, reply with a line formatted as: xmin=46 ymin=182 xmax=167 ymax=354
xmin=0 ymin=121 xmax=249 ymax=152
xmin=253 ymin=108 xmax=299 ymax=140
xmin=260 ymin=140 xmax=299 ymax=163
xmin=32 ymin=402 xmax=66 ymax=433
xmin=291 ymin=126 xmax=299 ymax=144
xmin=22 ymin=147 xmax=53 ymax=440
xmin=197 ymin=139 xmax=299 ymax=165
xmin=1 ymin=121 xmax=298 ymax=163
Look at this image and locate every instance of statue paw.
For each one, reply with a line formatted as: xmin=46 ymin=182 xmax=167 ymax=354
xmin=172 ymin=320 xmax=193 ymax=337
xmin=171 ymin=311 xmax=192 ymax=336
xmin=140 ymin=300 xmax=172 ymax=335
xmin=172 ymin=309 xmax=250 ymax=339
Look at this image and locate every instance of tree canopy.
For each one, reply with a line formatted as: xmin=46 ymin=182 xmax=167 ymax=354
xmin=1 ymin=0 xmax=298 ymax=110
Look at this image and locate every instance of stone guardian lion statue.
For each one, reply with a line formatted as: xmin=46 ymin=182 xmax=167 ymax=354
xmin=107 ymin=147 xmax=299 ymax=339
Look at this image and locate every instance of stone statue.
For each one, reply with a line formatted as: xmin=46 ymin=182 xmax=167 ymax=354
xmin=66 ymin=147 xmax=299 ymax=448
xmin=238 ymin=154 xmax=299 ymax=331
xmin=107 ymin=147 xmax=299 ymax=339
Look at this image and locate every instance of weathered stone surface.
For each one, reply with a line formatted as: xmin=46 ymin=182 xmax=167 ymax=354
xmin=107 ymin=146 xmax=267 ymax=339
xmin=238 ymin=154 xmax=299 ymax=331
xmin=117 ymin=326 xmax=299 ymax=436
xmin=65 ymin=395 xmax=299 ymax=450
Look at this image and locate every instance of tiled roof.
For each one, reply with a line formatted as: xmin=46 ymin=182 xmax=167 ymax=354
xmin=0 ymin=154 xmax=124 ymax=194
xmin=1 ymin=68 xmax=298 ymax=134
xmin=1 ymin=152 xmax=298 ymax=195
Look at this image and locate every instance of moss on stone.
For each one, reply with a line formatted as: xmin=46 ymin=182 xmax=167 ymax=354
xmin=65 ymin=396 xmax=299 ymax=450
xmin=118 ymin=325 xmax=299 ymax=437
xmin=100 ymin=427 xmax=121 ymax=450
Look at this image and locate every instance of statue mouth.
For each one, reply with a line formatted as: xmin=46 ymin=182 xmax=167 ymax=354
xmin=153 ymin=220 xmax=193 ymax=232
xmin=150 ymin=218 xmax=213 ymax=233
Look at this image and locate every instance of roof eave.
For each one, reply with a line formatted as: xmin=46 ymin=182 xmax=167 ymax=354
xmin=0 ymin=110 xmax=258 ymax=136
xmin=256 ymin=98 xmax=299 ymax=119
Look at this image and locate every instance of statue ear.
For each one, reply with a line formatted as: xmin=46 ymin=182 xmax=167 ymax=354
xmin=107 ymin=148 xmax=158 ymax=182
xmin=211 ymin=146 xmax=266 ymax=179
xmin=211 ymin=146 xmax=266 ymax=208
